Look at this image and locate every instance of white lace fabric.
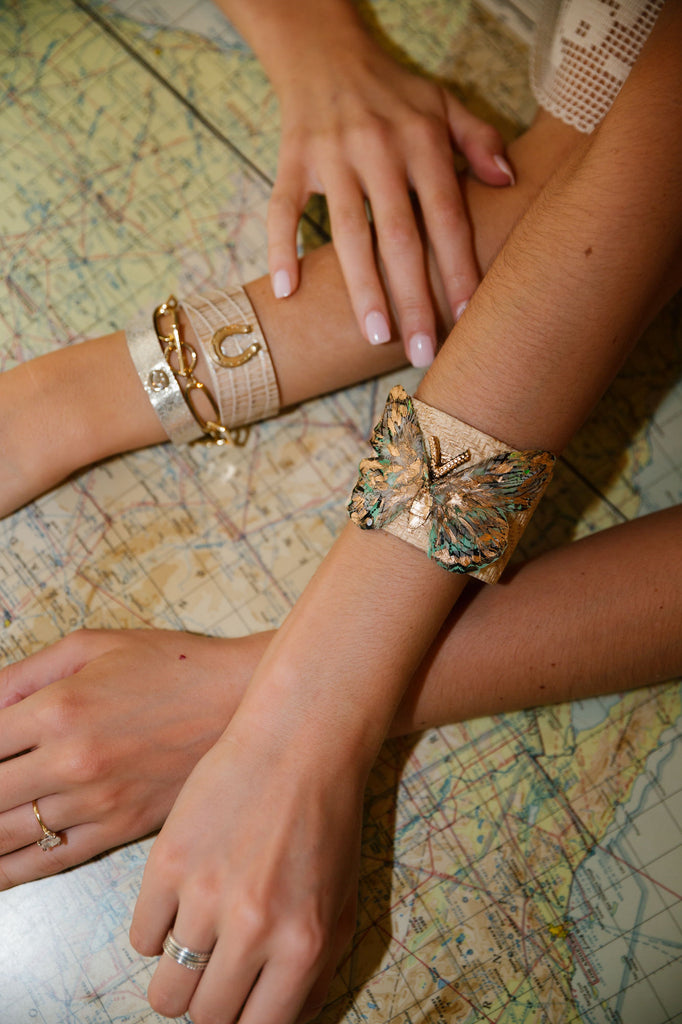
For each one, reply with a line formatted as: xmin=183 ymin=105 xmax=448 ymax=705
xmin=532 ymin=0 xmax=665 ymax=133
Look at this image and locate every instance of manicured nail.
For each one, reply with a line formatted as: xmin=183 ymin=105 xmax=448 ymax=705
xmin=272 ymin=269 xmax=291 ymax=298
xmin=408 ymin=333 xmax=435 ymax=368
xmin=494 ymin=154 xmax=515 ymax=186
xmin=365 ymin=310 xmax=391 ymax=345
xmin=455 ymin=300 xmax=469 ymax=322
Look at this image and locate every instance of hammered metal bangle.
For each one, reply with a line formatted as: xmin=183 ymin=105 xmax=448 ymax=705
xmin=126 ymin=288 xmax=280 ymax=446
xmin=348 ymin=385 xmax=555 ymax=584
xmin=125 ymin=315 xmax=204 ymax=445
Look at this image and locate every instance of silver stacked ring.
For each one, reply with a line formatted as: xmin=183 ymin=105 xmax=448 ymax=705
xmin=162 ymin=930 xmax=213 ymax=971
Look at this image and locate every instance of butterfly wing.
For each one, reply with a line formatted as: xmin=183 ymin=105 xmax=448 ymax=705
xmin=348 ymin=385 xmax=429 ymax=529
xmin=428 ymin=450 xmax=555 ymax=572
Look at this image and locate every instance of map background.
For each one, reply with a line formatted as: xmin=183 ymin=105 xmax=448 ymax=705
xmin=0 ymin=1 xmax=680 ymax=1022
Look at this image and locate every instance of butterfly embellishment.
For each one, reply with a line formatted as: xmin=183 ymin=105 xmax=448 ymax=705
xmin=348 ymin=385 xmax=555 ymax=574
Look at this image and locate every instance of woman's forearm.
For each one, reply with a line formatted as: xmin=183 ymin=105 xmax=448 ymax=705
xmin=234 ymin=3 xmax=682 ymax=765
xmin=419 ymin=2 xmax=682 ymax=449
xmin=392 ymin=507 xmax=682 ymax=734
xmin=209 ymin=0 xmax=370 ymax=93
xmin=229 ymin=524 xmax=466 ymax=775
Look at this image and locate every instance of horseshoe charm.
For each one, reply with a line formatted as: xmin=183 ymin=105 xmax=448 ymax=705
xmin=211 ymin=323 xmax=262 ymax=368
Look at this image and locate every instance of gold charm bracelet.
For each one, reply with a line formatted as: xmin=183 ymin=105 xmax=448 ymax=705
xmin=153 ymin=295 xmax=247 ymax=446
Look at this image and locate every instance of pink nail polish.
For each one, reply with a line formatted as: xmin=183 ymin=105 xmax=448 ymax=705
xmin=494 ymin=155 xmax=515 ymax=186
xmin=365 ymin=311 xmax=391 ymax=345
xmin=408 ymin=333 xmax=435 ymax=368
xmin=272 ymin=269 xmax=291 ymax=298
xmin=455 ymin=300 xmax=469 ymax=322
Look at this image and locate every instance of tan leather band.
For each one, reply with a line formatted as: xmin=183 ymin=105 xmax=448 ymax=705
xmin=183 ymin=287 xmax=280 ymax=429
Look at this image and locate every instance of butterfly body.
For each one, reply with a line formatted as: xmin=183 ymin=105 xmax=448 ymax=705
xmin=408 ymin=490 xmax=433 ymax=530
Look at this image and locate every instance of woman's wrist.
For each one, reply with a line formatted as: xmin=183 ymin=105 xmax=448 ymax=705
xmin=229 ymin=523 xmax=465 ymax=774
xmin=215 ymin=0 xmax=372 ymax=97
xmin=0 ymin=333 xmax=167 ymax=518
xmin=270 ymin=28 xmax=382 ymax=105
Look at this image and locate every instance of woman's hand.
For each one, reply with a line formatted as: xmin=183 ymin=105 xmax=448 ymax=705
xmin=130 ymin=700 xmax=362 ymax=1024
xmin=270 ymin=40 xmax=512 ymax=365
xmin=213 ymin=0 xmax=511 ymax=361
xmin=129 ymin=524 xmax=463 ymax=1023
xmin=0 ymin=628 xmax=265 ymax=889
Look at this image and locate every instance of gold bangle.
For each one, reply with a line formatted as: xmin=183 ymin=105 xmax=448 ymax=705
xmin=153 ymin=295 xmax=248 ymax=446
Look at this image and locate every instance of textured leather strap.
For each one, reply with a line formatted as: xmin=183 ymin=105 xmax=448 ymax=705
xmin=183 ymin=287 xmax=280 ymax=428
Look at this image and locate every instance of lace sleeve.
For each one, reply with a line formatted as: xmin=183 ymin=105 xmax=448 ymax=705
xmin=532 ymin=0 xmax=664 ymax=133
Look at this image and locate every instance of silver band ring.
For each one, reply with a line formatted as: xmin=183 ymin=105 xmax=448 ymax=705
xmin=163 ymin=931 xmax=213 ymax=971
xmin=32 ymin=800 xmax=63 ymax=851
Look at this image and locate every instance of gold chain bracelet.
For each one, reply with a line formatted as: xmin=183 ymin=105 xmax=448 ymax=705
xmin=153 ymin=296 xmax=248 ymax=446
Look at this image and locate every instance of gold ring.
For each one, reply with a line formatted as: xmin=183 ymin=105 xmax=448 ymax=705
xmin=32 ymin=800 xmax=63 ymax=851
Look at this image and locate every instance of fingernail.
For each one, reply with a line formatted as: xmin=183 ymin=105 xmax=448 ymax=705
xmin=455 ymin=300 xmax=468 ymax=322
xmin=494 ymin=155 xmax=515 ymax=186
xmin=408 ymin=333 xmax=435 ymax=368
xmin=365 ymin=310 xmax=391 ymax=345
xmin=272 ymin=269 xmax=291 ymax=298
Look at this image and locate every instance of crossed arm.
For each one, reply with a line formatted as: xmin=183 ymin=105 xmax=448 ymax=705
xmin=125 ymin=7 xmax=682 ymax=1024
xmin=0 ymin=5 xmax=680 ymax=1023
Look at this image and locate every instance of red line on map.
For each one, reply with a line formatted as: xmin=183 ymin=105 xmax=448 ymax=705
xmin=595 ymin=844 xmax=682 ymax=901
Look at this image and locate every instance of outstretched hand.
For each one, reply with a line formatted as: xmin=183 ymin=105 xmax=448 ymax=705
xmin=269 ymin=38 xmax=513 ymax=365
xmin=0 ymin=628 xmax=264 ymax=889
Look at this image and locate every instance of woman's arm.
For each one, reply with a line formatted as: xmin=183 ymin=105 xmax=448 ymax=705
xmin=0 ymin=110 xmax=576 ymax=520
xmin=130 ymin=7 xmax=682 ymax=1024
xmin=1 ymin=503 xmax=680 ymax=897
xmin=0 ymin=117 xmax=590 ymax=893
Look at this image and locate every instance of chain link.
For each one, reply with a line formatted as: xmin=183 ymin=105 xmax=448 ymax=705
xmin=153 ymin=296 xmax=248 ymax=446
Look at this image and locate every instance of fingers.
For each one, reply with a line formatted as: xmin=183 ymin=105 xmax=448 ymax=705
xmin=0 ymin=638 xmax=109 ymax=799
xmin=134 ymin=886 xmax=353 ymax=1024
xmin=363 ymin=157 xmax=436 ymax=366
xmin=268 ymin=147 xmax=306 ymax=301
xmin=266 ymin=115 xmax=510 ymax=366
xmin=145 ymin=916 xmax=326 ymax=1024
xmin=0 ymin=792 xmax=87 ymax=856
xmin=272 ymin=151 xmax=438 ymax=365
xmin=0 ymin=745 xmax=57 ymax=813
xmin=409 ymin=141 xmax=479 ymax=323
xmin=295 ymin=896 xmax=357 ymax=1023
xmin=0 ymin=819 xmax=121 ymax=890
xmin=135 ymin=871 xmax=263 ymax=1023
xmin=145 ymin=917 xmax=222 ymax=1020
xmin=445 ymin=91 xmax=514 ymax=187
xmin=323 ymin=165 xmax=393 ymax=347
xmin=266 ymin=65 xmax=515 ymax=365
xmin=130 ymin=834 xmax=187 ymax=965
xmin=236 ymin=953 xmax=319 ymax=1024
xmin=0 ymin=655 xmax=86 ymax=768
